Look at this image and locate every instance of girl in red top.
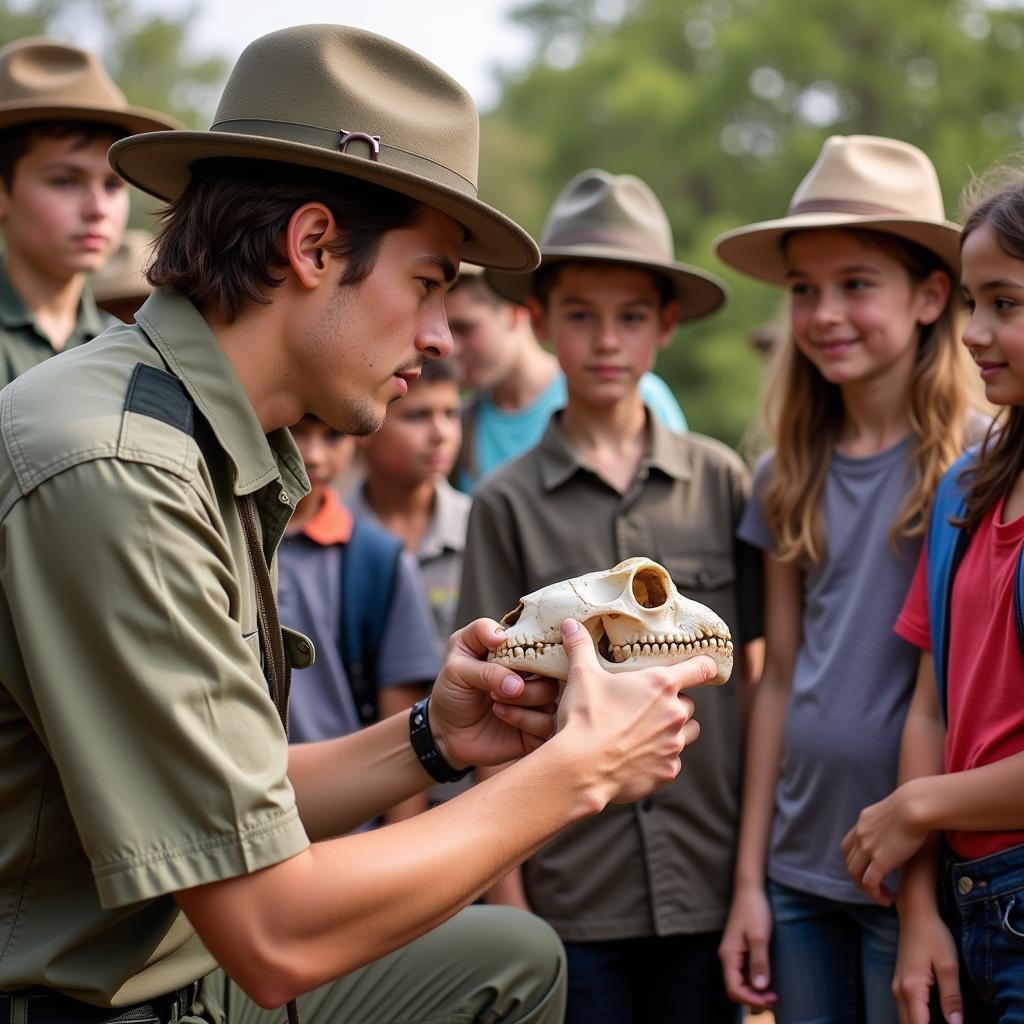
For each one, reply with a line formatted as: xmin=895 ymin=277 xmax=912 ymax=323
xmin=844 ymin=173 xmax=1024 ymax=1024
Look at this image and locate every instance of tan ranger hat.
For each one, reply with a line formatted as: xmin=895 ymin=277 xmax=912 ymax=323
xmin=89 ymin=229 xmax=153 ymax=305
xmin=0 ymin=37 xmax=180 ymax=135
xmin=714 ymin=134 xmax=960 ymax=285
xmin=484 ymin=168 xmax=727 ymax=322
xmin=109 ymin=24 xmax=539 ymax=272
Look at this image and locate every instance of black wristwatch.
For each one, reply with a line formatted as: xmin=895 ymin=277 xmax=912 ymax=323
xmin=409 ymin=697 xmax=474 ymax=783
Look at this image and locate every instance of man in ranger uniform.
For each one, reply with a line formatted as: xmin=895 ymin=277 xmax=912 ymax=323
xmin=0 ymin=24 xmax=713 ymax=1024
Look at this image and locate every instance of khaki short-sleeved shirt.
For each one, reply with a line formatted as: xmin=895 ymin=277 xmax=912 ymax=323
xmin=456 ymin=412 xmax=763 ymax=941
xmin=0 ymin=262 xmax=109 ymax=387
xmin=0 ymin=289 xmax=311 ymax=1006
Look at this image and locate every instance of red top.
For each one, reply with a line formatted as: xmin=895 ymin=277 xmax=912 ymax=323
xmin=897 ymin=494 xmax=1024 ymax=859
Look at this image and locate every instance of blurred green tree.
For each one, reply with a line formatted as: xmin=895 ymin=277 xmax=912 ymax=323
xmin=479 ymin=0 xmax=1024 ymax=446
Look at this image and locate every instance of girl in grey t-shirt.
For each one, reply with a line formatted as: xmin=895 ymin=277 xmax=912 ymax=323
xmin=712 ymin=134 xmax=979 ymax=1024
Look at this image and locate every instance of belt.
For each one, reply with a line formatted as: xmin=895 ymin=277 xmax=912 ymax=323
xmin=0 ymin=980 xmax=200 ymax=1024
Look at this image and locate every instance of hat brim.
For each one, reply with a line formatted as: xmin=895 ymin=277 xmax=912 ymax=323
xmin=714 ymin=213 xmax=962 ymax=285
xmin=483 ymin=245 xmax=728 ymax=322
xmin=108 ymin=130 xmax=540 ymax=272
xmin=0 ymin=100 xmax=181 ymax=136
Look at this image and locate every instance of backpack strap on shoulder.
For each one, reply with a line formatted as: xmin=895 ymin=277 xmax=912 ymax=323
xmin=340 ymin=516 xmax=405 ymax=726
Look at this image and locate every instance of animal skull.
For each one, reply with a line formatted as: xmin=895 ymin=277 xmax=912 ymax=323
xmin=489 ymin=557 xmax=733 ymax=684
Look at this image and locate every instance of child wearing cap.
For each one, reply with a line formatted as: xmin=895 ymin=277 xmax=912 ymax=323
xmin=447 ymin=263 xmax=687 ymax=492
xmin=457 ymin=167 xmax=764 ymax=1024
xmin=0 ymin=38 xmax=177 ymax=386
xmin=714 ymin=135 xmax=982 ymax=1022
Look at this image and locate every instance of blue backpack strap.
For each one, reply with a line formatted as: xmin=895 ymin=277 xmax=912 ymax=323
xmin=340 ymin=516 xmax=405 ymax=726
xmin=925 ymin=448 xmax=980 ymax=722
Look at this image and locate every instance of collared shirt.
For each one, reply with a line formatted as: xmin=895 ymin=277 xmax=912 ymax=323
xmin=456 ymin=412 xmax=763 ymax=941
xmin=0 ymin=260 xmax=109 ymax=388
xmin=0 ymin=288 xmax=312 ymax=1006
xmin=347 ymin=478 xmax=471 ymax=645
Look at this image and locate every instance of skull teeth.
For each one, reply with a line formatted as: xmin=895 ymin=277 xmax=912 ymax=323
xmin=492 ymin=633 xmax=733 ymax=665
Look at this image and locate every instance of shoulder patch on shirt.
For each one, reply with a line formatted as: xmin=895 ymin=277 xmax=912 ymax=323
xmin=124 ymin=363 xmax=194 ymax=435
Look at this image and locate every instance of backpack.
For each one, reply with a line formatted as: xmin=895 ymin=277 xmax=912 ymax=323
xmin=340 ymin=517 xmax=405 ymax=726
xmin=925 ymin=446 xmax=1024 ymax=721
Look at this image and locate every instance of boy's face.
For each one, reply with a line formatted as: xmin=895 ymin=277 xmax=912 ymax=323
xmin=362 ymin=379 xmax=461 ymax=486
xmin=528 ymin=264 xmax=679 ymax=407
xmin=0 ymin=133 xmax=129 ymax=280
xmin=445 ymin=285 xmax=522 ymax=391
xmin=290 ymin=418 xmax=355 ymax=497
xmin=294 ymin=205 xmax=461 ymax=437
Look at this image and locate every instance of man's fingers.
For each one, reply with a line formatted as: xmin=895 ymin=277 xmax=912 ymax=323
xmin=560 ymin=618 xmax=599 ymax=673
xmin=492 ymin=703 xmax=557 ymax=740
xmin=936 ymin=958 xmax=964 ymax=1024
xmin=492 ymin=677 xmax=559 ymax=708
xmin=451 ymin=617 xmax=506 ymax=658
xmin=671 ymin=654 xmax=718 ymax=692
xmin=747 ymin=934 xmax=772 ymax=996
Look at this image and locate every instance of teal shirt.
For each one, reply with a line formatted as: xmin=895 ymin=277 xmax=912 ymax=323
xmin=458 ymin=371 xmax=687 ymax=492
xmin=0 ymin=261 xmax=109 ymax=389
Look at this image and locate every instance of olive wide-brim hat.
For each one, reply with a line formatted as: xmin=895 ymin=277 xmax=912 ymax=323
xmin=0 ymin=37 xmax=181 ymax=135
xmin=109 ymin=25 xmax=539 ymax=272
xmin=484 ymin=168 xmax=727 ymax=322
xmin=714 ymin=135 xmax=961 ymax=285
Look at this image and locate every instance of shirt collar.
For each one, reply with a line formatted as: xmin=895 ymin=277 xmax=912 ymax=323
xmin=0 ymin=261 xmax=105 ymax=340
xmin=134 ymin=288 xmax=309 ymax=499
xmin=301 ymin=488 xmax=354 ymax=545
xmin=537 ymin=408 xmax=692 ymax=492
xmin=418 ymin=479 xmax=469 ymax=559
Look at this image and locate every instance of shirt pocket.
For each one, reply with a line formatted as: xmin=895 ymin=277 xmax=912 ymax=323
xmin=660 ymin=553 xmax=736 ymax=615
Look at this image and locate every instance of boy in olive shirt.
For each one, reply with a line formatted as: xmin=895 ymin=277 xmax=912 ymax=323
xmin=458 ymin=168 xmax=763 ymax=1023
xmin=0 ymin=38 xmax=177 ymax=386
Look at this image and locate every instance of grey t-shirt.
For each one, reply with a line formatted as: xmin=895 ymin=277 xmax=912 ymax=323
xmin=278 ymin=530 xmax=441 ymax=744
xmin=738 ymin=441 xmax=921 ymax=903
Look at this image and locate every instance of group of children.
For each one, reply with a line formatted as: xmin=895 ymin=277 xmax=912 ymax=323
xmin=4 ymin=27 xmax=1024 ymax=1024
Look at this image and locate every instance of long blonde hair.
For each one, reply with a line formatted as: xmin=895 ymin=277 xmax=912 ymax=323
xmin=760 ymin=228 xmax=974 ymax=564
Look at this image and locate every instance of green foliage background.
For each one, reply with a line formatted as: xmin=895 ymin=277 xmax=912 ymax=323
xmin=6 ymin=0 xmax=1024 ymax=446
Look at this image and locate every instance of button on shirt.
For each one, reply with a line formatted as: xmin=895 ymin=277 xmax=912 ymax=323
xmin=456 ymin=412 xmax=763 ymax=940
xmin=0 ymin=289 xmax=311 ymax=1006
xmin=0 ymin=261 xmax=109 ymax=388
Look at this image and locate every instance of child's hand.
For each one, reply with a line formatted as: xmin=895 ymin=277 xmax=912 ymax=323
xmin=718 ymin=885 xmax=778 ymax=1011
xmin=841 ymin=782 xmax=930 ymax=904
xmin=893 ymin=908 xmax=963 ymax=1024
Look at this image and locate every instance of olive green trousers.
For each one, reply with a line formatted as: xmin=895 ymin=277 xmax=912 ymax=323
xmin=189 ymin=906 xmax=566 ymax=1024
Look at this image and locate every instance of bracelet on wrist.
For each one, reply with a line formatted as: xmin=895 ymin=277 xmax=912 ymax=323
xmin=409 ymin=696 xmax=474 ymax=784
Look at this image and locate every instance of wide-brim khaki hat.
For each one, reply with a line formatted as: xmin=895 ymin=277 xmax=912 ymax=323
xmin=109 ymin=25 xmax=538 ymax=272
xmin=715 ymin=135 xmax=960 ymax=285
xmin=89 ymin=229 xmax=154 ymax=304
xmin=484 ymin=168 xmax=727 ymax=321
xmin=0 ymin=37 xmax=180 ymax=135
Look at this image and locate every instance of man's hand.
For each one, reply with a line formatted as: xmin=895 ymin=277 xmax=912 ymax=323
xmin=842 ymin=782 xmax=930 ymax=905
xmin=428 ymin=618 xmax=561 ymax=769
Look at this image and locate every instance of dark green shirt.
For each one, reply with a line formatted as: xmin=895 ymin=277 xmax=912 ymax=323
xmin=0 ymin=261 xmax=109 ymax=388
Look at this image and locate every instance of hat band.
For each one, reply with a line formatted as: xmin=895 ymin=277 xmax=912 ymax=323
xmin=210 ymin=118 xmax=478 ymax=197
xmin=788 ymin=198 xmax=914 ymax=217
xmin=543 ymin=225 xmax=670 ymax=260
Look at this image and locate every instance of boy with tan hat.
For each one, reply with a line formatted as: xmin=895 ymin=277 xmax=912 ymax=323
xmin=457 ymin=167 xmax=764 ymax=1024
xmin=0 ymin=25 xmax=715 ymax=1024
xmin=0 ymin=38 xmax=177 ymax=386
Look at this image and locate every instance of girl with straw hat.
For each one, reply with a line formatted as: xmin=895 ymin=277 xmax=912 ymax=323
xmin=714 ymin=134 xmax=981 ymax=1022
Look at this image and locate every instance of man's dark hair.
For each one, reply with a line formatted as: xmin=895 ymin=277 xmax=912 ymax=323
xmin=148 ymin=158 xmax=423 ymax=322
xmin=0 ymin=121 xmax=125 ymax=187
xmin=533 ymin=260 xmax=676 ymax=310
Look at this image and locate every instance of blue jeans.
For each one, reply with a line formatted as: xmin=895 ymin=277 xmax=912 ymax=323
xmin=563 ymin=932 xmax=740 ymax=1024
xmin=941 ymin=841 xmax=1024 ymax=1023
xmin=767 ymin=879 xmax=899 ymax=1024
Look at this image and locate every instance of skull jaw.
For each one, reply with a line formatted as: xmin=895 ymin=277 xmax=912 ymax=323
xmin=487 ymin=642 xmax=732 ymax=684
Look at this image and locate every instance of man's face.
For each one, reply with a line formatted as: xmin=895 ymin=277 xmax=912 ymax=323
xmin=445 ymin=283 xmax=521 ymax=391
xmin=529 ymin=264 xmax=678 ymax=408
xmin=297 ymin=205 xmax=461 ymax=436
xmin=362 ymin=379 xmax=461 ymax=487
xmin=290 ymin=417 xmax=355 ymax=498
xmin=0 ymin=133 xmax=129 ymax=281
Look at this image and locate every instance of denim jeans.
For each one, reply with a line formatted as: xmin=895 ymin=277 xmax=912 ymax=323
xmin=941 ymin=841 xmax=1024 ymax=1024
xmin=767 ymin=879 xmax=900 ymax=1024
xmin=562 ymin=931 xmax=740 ymax=1024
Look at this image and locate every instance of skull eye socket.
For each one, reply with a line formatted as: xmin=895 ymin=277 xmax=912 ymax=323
xmin=632 ymin=567 xmax=669 ymax=609
xmin=500 ymin=603 xmax=524 ymax=628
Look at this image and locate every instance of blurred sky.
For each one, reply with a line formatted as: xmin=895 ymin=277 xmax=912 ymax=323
xmin=153 ymin=0 xmax=533 ymax=109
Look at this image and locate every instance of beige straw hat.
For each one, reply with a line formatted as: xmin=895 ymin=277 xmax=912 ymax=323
xmin=0 ymin=37 xmax=180 ymax=135
xmin=109 ymin=25 xmax=539 ymax=272
xmin=714 ymin=135 xmax=960 ymax=285
xmin=484 ymin=168 xmax=727 ymax=321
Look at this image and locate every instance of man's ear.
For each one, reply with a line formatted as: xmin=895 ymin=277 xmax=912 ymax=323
xmin=525 ymin=296 xmax=548 ymax=341
xmin=657 ymin=299 xmax=681 ymax=348
xmin=285 ymin=203 xmax=337 ymax=289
